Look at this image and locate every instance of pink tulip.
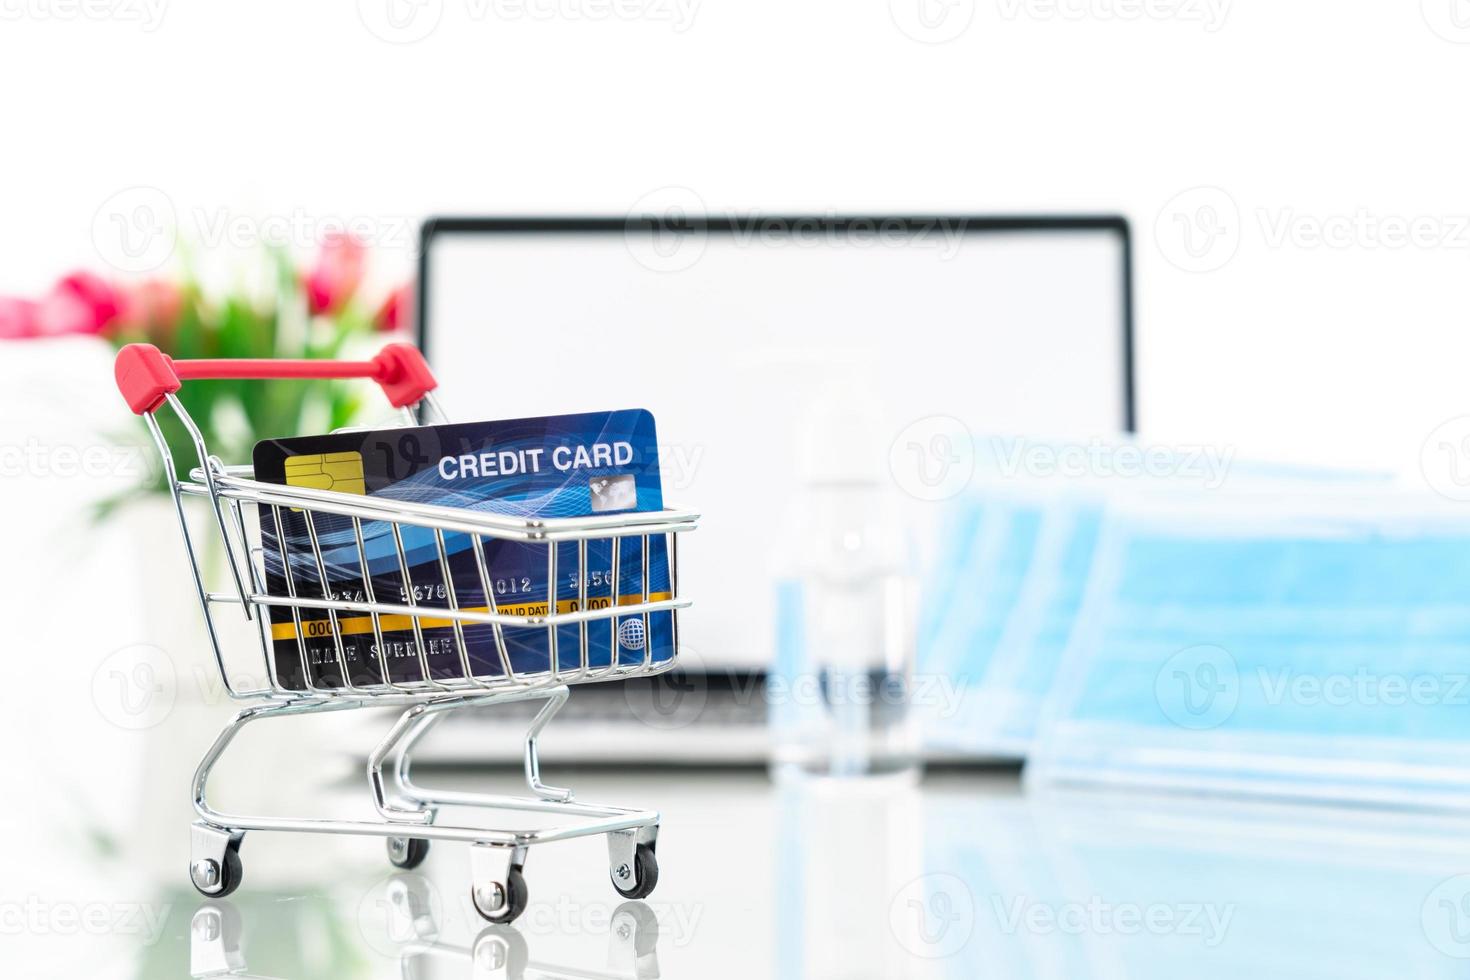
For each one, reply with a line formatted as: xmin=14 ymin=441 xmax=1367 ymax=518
xmin=304 ymin=232 xmax=367 ymax=316
xmin=34 ymin=271 xmax=123 ymax=337
xmin=374 ymin=283 xmax=413 ymax=333
xmin=118 ymin=278 xmax=184 ymax=335
xmin=0 ymin=297 xmax=40 ymax=340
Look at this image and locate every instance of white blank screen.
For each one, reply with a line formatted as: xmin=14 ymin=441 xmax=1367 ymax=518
xmin=424 ymin=223 xmax=1128 ymax=669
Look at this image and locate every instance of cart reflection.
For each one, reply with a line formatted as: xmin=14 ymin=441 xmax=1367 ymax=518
xmin=189 ymin=875 xmax=663 ymax=980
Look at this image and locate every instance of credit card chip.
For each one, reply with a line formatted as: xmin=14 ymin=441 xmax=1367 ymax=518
xmin=284 ymin=451 xmax=366 ymax=496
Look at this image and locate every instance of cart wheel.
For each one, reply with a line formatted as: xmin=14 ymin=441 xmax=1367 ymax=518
xmin=471 ymin=867 xmax=528 ymax=924
xmin=611 ymin=844 xmax=659 ymax=900
xmin=190 ymin=839 xmax=243 ymax=899
xmin=387 ymin=836 xmax=430 ymax=870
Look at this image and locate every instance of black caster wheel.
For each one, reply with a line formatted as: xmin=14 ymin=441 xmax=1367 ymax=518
xmin=387 ymin=836 xmax=430 ymax=870
xmin=190 ymin=839 xmax=243 ymax=899
xmin=471 ymin=867 xmax=528 ymax=924
xmin=611 ymin=844 xmax=659 ymax=900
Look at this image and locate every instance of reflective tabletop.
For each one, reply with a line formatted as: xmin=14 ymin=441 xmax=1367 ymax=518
xmin=12 ymin=765 xmax=1470 ymax=979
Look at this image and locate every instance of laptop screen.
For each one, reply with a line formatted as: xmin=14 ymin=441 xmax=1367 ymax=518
xmin=419 ymin=216 xmax=1133 ymax=670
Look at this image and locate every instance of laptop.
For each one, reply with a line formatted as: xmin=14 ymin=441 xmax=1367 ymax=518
xmin=411 ymin=214 xmax=1135 ymax=765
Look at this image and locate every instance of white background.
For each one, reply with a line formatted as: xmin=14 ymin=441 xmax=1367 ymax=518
xmin=2 ymin=1 xmax=1469 ymax=471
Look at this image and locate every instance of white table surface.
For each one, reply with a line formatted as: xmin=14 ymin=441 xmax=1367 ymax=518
xmin=14 ymin=760 xmax=1470 ymax=979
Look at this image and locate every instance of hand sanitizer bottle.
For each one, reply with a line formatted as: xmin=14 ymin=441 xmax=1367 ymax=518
xmin=771 ymin=381 xmax=921 ymax=782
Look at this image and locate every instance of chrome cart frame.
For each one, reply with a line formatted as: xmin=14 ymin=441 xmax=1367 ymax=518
xmin=114 ymin=342 xmax=696 ymax=923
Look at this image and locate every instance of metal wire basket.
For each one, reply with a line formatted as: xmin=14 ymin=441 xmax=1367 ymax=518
xmin=115 ymin=341 xmax=696 ymax=923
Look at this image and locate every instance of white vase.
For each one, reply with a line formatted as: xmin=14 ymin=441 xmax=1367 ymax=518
xmin=124 ymin=495 xmax=363 ymax=886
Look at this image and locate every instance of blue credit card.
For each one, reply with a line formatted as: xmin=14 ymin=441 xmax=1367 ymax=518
xmin=251 ymin=409 xmax=673 ymax=689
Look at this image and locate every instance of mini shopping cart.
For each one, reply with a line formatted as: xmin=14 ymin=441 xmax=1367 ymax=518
xmin=114 ymin=342 xmax=697 ymax=924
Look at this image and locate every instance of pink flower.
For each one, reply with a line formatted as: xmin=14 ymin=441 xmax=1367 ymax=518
xmin=374 ymin=283 xmax=413 ymax=333
xmin=304 ymin=232 xmax=367 ymax=316
xmin=0 ymin=297 xmax=40 ymax=340
xmin=118 ymin=278 xmax=184 ymax=336
xmin=34 ymin=271 xmax=123 ymax=337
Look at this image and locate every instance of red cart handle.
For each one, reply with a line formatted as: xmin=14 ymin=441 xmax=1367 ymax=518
xmin=114 ymin=342 xmax=438 ymax=415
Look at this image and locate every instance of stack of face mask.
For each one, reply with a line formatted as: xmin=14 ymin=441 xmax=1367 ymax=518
xmin=917 ymin=435 xmax=1470 ymax=811
xmin=917 ymin=434 xmax=1246 ymax=759
xmin=1024 ymin=473 xmax=1470 ymax=810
